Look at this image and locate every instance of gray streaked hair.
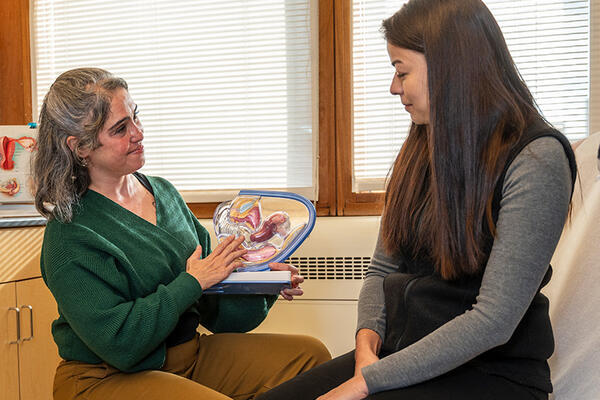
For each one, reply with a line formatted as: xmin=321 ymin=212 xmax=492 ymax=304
xmin=32 ymin=67 xmax=128 ymax=222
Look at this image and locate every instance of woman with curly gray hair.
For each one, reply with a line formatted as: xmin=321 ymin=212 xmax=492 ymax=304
xmin=33 ymin=68 xmax=127 ymax=222
xmin=33 ymin=67 xmax=330 ymax=400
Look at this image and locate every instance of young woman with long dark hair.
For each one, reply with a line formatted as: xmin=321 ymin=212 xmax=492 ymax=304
xmin=258 ymin=0 xmax=576 ymax=399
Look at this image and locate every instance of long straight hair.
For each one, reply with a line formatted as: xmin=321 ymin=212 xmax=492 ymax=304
xmin=381 ymin=0 xmax=546 ymax=279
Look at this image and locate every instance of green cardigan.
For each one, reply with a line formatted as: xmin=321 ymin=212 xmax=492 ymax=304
xmin=41 ymin=175 xmax=276 ymax=372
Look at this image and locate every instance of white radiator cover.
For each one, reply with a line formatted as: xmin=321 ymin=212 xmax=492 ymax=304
xmin=198 ymin=216 xmax=381 ymax=356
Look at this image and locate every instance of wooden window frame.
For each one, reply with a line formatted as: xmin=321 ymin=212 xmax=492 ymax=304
xmin=189 ymin=0 xmax=340 ymax=218
xmin=0 ymin=0 xmax=382 ymax=218
xmin=0 ymin=0 xmax=32 ymax=125
xmin=333 ymin=0 xmax=384 ymax=216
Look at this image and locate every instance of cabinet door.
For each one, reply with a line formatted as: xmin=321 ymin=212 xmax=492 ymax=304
xmin=17 ymin=278 xmax=61 ymax=400
xmin=0 ymin=281 xmax=19 ymax=400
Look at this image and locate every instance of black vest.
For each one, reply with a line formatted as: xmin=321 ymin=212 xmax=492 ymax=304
xmin=381 ymin=122 xmax=577 ymax=393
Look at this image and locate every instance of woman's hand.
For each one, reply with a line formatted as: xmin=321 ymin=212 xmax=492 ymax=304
xmin=316 ymin=376 xmax=369 ymax=400
xmin=268 ymin=262 xmax=304 ymax=300
xmin=354 ymin=329 xmax=381 ymax=377
xmin=186 ymin=235 xmax=247 ymax=290
xmin=354 ymin=348 xmax=379 ymax=378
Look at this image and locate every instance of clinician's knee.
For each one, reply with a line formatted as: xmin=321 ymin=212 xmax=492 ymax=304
xmin=295 ymin=335 xmax=332 ymax=369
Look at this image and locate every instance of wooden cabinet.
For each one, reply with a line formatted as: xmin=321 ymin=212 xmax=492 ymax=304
xmin=1 ymin=226 xmax=60 ymax=400
xmin=1 ymin=281 xmax=20 ymax=400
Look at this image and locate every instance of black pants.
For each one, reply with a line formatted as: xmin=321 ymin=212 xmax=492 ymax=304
xmin=256 ymin=351 xmax=547 ymax=400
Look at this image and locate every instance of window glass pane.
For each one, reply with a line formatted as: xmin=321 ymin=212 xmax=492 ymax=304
xmin=352 ymin=0 xmax=590 ymax=192
xmin=32 ymin=0 xmax=317 ymax=200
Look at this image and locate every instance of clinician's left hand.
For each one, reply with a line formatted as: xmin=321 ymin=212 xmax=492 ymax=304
xmin=268 ymin=262 xmax=304 ymax=300
xmin=316 ymin=375 xmax=369 ymax=400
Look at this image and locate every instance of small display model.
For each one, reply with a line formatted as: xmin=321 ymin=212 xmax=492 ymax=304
xmin=213 ymin=190 xmax=316 ymax=272
xmin=0 ymin=125 xmax=37 ymax=202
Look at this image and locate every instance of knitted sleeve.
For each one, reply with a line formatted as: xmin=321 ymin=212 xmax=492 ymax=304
xmin=361 ymin=137 xmax=573 ymax=392
xmin=356 ymin=230 xmax=407 ymax=340
xmin=43 ymin=240 xmax=203 ymax=372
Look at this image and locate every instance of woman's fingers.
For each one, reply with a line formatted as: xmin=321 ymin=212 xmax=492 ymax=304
xmin=223 ymin=248 xmax=248 ymax=265
xmin=291 ymin=274 xmax=304 ymax=287
xmin=212 ymin=236 xmax=245 ymax=259
xmin=269 ymin=263 xmax=303 ymax=288
xmin=287 ymin=264 xmax=299 ymax=275
xmin=220 ymin=262 xmax=236 ymax=279
xmin=211 ymin=235 xmax=236 ymax=257
xmin=280 ymin=287 xmax=303 ymax=300
xmin=227 ymin=260 xmax=244 ymax=271
xmin=268 ymin=262 xmax=299 ymax=275
xmin=224 ymin=236 xmax=246 ymax=253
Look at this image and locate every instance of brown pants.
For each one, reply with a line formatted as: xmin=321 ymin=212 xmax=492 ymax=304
xmin=53 ymin=333 xmax=331 ymax=400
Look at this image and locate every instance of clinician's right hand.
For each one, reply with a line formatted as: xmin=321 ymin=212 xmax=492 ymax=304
xmin=186 ymin=235 xmax=247 ymax=290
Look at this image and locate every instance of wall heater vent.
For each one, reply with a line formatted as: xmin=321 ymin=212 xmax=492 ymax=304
xmin=286 ymin=256 xmax=370 ymax=280
xmin=199 ymin=216 xmax=382 ymax=356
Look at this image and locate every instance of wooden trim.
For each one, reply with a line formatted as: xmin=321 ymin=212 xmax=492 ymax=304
xmin=334 ymin=0 xmax=384 ymax=216
xmin=20 ymin=0 xmax=32 ymax=124
xmin=190 ymin=1 xmax=384 ymax=218
xmin=334 ymin=0 xmax=352 ymax=215
xmin=316 ymin=0 xmax=337 ymax=216
xmin=333 ymin=0 xmax=385 ymax=216
xmin=340 ymin=199 xmax=383 ymax=215
xmin=4 ymin=1 xmax=363 ymax=218
xmin=189 ymin=1 xmax=338 ymax=219
xmin=187 ymin=202 xmax=219 ymax=219
xmin=0 ymin=0 xmax=32 ymax=124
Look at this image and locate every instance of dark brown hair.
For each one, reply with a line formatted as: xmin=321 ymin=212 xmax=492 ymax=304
xmin=381 ymin=0 xmax=546 ymax=279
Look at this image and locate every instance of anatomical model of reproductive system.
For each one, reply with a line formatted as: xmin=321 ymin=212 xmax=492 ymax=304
xmin=213 ymin=190 xmax=316 ymax=271
xmin=0 ymin=135 xmax=36 ymax=197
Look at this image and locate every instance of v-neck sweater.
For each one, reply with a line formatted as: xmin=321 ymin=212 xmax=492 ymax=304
xmin=41 ymin=175 xmax=276 ymax=372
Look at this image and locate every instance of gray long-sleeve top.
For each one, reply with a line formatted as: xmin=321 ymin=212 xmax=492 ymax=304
xmin=357 ymin=137 xmax=573 ymax=393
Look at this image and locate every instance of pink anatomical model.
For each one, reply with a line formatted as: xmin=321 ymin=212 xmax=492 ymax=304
xmin=0 ymin=178 xmax=20 ymax=196
xmin=1 ymin=136 xmax=36 ymax=170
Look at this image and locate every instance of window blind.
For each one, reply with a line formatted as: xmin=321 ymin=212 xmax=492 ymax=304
xmin=352 ymin=0 xmax=591 ymax=193
xmin=31 ymin=0 xmax=318 ymax=201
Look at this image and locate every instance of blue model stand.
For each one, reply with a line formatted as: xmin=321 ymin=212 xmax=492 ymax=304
xmin=203 ymin=271 xmax=292 ymax=295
